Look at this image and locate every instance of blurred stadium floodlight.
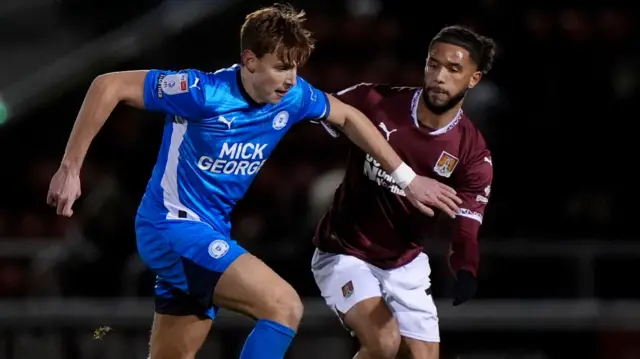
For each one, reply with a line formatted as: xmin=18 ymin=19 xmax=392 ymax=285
xmin=0 ymin=100 xmax=7 ymax=125
xmin=0 ymin=0 xmax=238 ymax=124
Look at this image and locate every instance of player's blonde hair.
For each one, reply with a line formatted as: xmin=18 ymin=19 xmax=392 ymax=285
xmin=240 ymin=3 xmax=315 ymax=67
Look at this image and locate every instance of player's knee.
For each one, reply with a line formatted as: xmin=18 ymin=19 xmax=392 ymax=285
xmin=361 ymin=328 xmax=401 ymax=359
xmin=262 ymin=284 xmax=304 ymax=330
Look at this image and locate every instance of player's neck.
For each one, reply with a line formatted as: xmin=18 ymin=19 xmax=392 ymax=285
xmin=238 ymin=67 xmax=264 ymax=105
xmin=416 ymin=96 xmax=462 ymax=131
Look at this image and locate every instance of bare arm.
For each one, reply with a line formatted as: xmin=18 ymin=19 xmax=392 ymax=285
xmin=61 ymin=70 xmax=147 ymax=172
xmin=322 ymin=93 xmax=461 ymax=217
xmin=48 ymin=69 xmax=206 ymax=217
xmin=324 ymin=95 xmax=409 ymax=184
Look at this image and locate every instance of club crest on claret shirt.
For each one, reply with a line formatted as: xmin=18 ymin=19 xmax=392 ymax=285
xmin=433 ymin=151 xmax=459 ymax=178
xmin=341 ymin=281 xmax=354 ymax=298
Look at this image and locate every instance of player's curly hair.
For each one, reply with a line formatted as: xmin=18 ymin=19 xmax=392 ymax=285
xmin=240 ymin=3 xmax=315 ymax=67
xmin=430 ymin=25 xmax=497 ymax=75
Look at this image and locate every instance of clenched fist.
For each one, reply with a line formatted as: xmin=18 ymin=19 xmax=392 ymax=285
xmin=47 ymin=167 xmax=81 ymax=217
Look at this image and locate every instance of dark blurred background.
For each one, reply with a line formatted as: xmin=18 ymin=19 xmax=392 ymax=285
xmin=0 ymin=0 xmax=638 ymax=358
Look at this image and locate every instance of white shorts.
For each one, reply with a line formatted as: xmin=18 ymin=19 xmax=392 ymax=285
xmin=311 ymin=249 xmax=439 ymax=342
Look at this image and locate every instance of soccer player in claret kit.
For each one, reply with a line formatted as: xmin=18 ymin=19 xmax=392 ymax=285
xmin=312 ymin=26 xmax=497 ymax=359
xmin=45 ymin=4 xmax=463 ymax=359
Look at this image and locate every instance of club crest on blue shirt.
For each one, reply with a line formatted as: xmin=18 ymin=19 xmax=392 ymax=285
xmin=272 ymin=111 xmax=289 ymax=130
xmin=208 ymin=240 xmax=230 ymax=259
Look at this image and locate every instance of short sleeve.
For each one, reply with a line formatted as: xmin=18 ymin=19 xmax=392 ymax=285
xmin=143 ymin=69 xmax=208 ymax=119
xmin=296 ymin=77 xmax=331 ymax=121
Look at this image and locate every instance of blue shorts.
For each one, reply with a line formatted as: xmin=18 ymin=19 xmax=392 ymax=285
xmin=135 ymin=215 xmax=247 ymax=319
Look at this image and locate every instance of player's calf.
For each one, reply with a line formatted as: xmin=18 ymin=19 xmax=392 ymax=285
xmin=396 ymin=337 xmax=439 ymax=359
xmin=346 ymin=297 xmax=402 ymax=359
xmin=148 ymin=313 xmax=212 ymax=359
xmin=213 ymin=253 xmax=303 ymax=359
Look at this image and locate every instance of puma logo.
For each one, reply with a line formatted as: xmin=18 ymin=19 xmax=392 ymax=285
xmin=189 ymin=77 xmax=200 ymax=90
xmin=378 ymin=122 xmax=397 ymax=141
xmin=218 ymin=116 xmax=235 ymax=130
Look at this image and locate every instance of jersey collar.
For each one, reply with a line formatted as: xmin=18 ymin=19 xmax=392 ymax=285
xmin=410 ymin=88 xmax=462 ymax=136
xmin=235 ymin=66 xmax=266 ymax=107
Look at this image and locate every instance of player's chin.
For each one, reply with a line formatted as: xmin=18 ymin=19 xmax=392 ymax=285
xmin=267 ymin=93 xmax=285 ymax=104
xmin=427 ymin=97 xmax=450 ymax=108
xmin=427 ymin=92 xmax=449 ymax=104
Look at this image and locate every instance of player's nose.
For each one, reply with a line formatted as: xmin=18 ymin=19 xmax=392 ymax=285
xmin=285 ymin=77 xmax=296 ymax=88
xmin=285 ymin=69 xmax=297 ymax=87
xmin=434 ymin=68 xmax=447 ymax=83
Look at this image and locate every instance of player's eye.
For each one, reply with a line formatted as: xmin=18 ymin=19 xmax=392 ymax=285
xmin=275 ymin=63 xmax=294 ymax=72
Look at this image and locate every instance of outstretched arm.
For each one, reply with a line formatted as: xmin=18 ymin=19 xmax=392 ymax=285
xmin=324 ymin=95 xmax=406 ymax=182
xmin=323 ymin=95 xmax=462 ymax=217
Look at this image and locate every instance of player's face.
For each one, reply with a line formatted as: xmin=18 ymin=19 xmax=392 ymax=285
xmin=245 ymin=51 xmax=297 ymax=104
xmin=424 ymin=42 xmax=482 ymax=112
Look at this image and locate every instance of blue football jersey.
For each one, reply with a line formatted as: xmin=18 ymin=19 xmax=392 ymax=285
xmin=137 ymin=64 xmax=331 ymax=236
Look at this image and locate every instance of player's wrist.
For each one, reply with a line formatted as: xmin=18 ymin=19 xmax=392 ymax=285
xmin=390 ymin=162 xmax=416 ymax=189
xmin=60 ymin=158 xmax=82 ymax=174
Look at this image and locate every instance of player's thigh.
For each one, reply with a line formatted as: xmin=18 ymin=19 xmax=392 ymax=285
xmin=311 ymin=249 xmax=400 ymax=356
xmin=397 ymin=337 xmax=439 ymax=359
xmin=377 ymin=253 xmax=440 ymax=343
xmin=213 ymin=252 xmax=304 ymax=330
xmin=346 ymin=297 xmax=402 ymax=359
xmin=148 ymin=313 xmax=212 ymax=359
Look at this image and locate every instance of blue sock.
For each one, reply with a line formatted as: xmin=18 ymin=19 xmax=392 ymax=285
xmin=239 ymin=319 xmax=296 ymax=359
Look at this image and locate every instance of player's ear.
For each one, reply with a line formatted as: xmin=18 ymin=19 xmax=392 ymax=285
xmin=242 ymin=50 xmax=258 ymax=73
xmin=467 ymin=71 xmax=482 ymax=89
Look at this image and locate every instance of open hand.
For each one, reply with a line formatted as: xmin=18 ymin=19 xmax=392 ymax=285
xmin=404 ymin=175 xmax=462 ymax=218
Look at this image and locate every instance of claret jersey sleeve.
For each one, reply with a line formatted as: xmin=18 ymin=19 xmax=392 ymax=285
xmin=449 ymin=148 xmax=493 ymax=276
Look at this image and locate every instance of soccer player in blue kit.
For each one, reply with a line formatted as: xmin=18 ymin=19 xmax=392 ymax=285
xmin=46 ymin=4 xmax=462 ymax=359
